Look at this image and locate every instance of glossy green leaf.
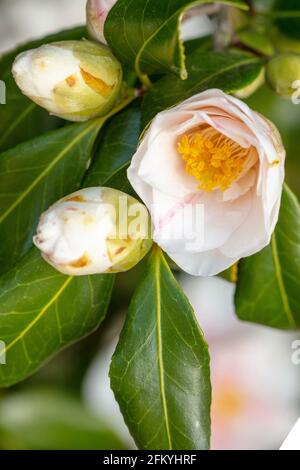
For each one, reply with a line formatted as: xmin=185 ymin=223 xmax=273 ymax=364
xmin=273 ymin=0 xmax=300 ymax=40
xmin=0 ymin=118 xmax=103 ymax=275
xmin=235 ymin=185 xmax=300 ymax=330
xmin=84 ymin=101 xmax=141 ymax=195
xmin=142 ymin=50 xmax=263 ymax=127
xmin=110 ymin=247 xmax=211 ymax=450
xmin=0 ymin=249 xmax=114 ymax=387
xmin=105 ymin=0 xmax=248 ymax=81
xmin=0 ymin=389 xmax=124 ymax=449
xmin=184 ymin=36 xmax=214 ymax=56
xmin=0 ymin=27 xmax=87 ymax=152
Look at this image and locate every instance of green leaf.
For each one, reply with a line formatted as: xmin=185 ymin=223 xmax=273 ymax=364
xmin=0 ymin=118 xmax=103 ymax=275
xmin=0 ymin=249 xmax=114 ymax=387
xmin=0 ymin=27 xmax=87 ymax=152
xmin=84 ymin=100 xmax=141 ymax=195
xmin=105 ymin=0 xmax=248 ymax=82
xmin=110 ymin=247 xmax=211 ymax=450
xmin=184 ymin=36 xmax=214 ymax=56
xmin=235 ymin=185 xmax=300 ymax=330
xmin=273 ymin=0 xmax=300 ymax=40
xmin=0 ymin=388 xmax=125 ymax=449
xmin=141 ymin=49 xmax=263 ymax=128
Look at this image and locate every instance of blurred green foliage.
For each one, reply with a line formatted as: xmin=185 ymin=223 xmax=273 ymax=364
xmin=246 ymin=85 xmax=300 ymax=198
xmin=0 ymin=389 xmax=125 ymax=450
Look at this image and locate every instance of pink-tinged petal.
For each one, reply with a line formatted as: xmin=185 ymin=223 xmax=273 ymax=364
xmin=86 ymin=0 xmax=117 ymax=44
xmin=127 ymin=89 xmax=285 ymax=276
xmin=152 ymin=187 xmax=252 ymax=255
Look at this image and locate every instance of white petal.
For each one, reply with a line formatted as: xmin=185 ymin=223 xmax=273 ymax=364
xmin=219 ymin=189 xmax=269 ymax=258
xmin=13 ymin=45 xmax=80 ymax=107
xmin=152 ymin=187 xmax=252 ymax=253
xmin=129 ymin=113 xmax=202 ymax=198
xmin=34 ymin=188 xmax=115 ymax=275
xmin=170 ymin=248 xmax=238 ymax=277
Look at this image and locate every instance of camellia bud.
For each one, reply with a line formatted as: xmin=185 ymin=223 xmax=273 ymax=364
xmin=33 ymin=188 xmax=153 ymax=276
xmin=12 ymin=40 xmax=122 ymax=121
xmin=86 ymin=0 xmax=117 ymax=44
xmin=266 ymin=53 xmax=300 ymax=97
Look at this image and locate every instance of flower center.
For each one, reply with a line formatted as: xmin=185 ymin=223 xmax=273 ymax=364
xmin=177 ymin=125 xmax=250 ymax=192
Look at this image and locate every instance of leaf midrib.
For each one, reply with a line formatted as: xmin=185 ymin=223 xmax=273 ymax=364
xmin=0 ymin=120 xmax=100 ymax=225
xmin=181 ymin=55 xmax=260 ymax=97
xmin=1 ymin=275 xmax=73 ymax=357
xmin=154 ymin=249 xmax=172 ymax=450
xmin=134 ymin=0 xmax=248 ymax=78
xmin=0 ymin=102 xmax=36 ymax=148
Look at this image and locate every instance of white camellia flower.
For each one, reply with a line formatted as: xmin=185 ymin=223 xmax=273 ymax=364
xmin=86 ymin=0 xmax=117 ymax=44
xmin=12 ymin=40 xmax=122 ymax=121
xmin=128 ymin=89 xmax=285 ymax=276
xmin=33 ymin=187 xmax=152 ymax=276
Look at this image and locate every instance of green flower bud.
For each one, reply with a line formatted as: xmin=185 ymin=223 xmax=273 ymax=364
xmin=12 ymin=40 xmax=122 ymax=122
xmin=266 ymin=53 xmax=300 ymax=97
xmin=33 ymin=187 xmax=153 ymax=276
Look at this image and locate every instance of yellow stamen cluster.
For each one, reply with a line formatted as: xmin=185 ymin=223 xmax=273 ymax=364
xmin=177 ymin=126 xmax=249 ymax=192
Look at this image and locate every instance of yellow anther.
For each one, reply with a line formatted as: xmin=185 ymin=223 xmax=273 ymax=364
xmin=177 ymin=125 xmax=251 ymax=192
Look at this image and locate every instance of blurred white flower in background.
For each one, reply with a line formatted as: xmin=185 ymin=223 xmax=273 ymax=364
xmin=178 ymin=275 xmax=242 ymax=342
xmin=210 ymin=331 xmax=299 ymax=450
xmin=82 ymin=331 xmax=136 ymax=449
xmin=179 ymin=274 xmax=300 ymax=450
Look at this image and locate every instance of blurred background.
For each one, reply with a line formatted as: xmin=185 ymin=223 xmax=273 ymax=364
xmin=0 ymin=0 xmax=299 ymax=451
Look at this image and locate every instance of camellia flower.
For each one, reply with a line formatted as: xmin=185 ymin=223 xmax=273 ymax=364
xmin=12 ymin=40 xmax=122 ymax=122
xmin=33 ymin=188 xmax=152 ymax=275
xmin=128 ymin=89 xmax=285 ymax=276
xmin=86 ymin=0 xmax=117 ymax=44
